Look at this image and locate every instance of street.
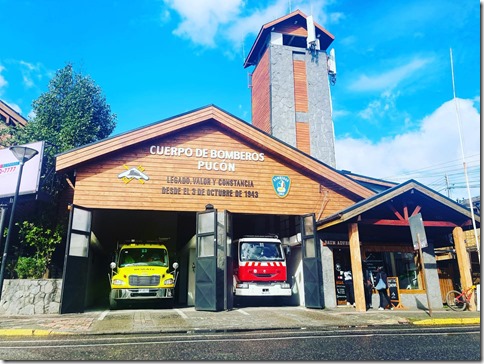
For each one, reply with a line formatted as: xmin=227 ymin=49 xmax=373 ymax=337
xmin=0 ymin=325 xmax=479 ymax=361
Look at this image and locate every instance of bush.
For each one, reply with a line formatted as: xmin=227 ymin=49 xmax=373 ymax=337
xmin=15 ymin=257 xmax=46 ymax=279
xmin=16 ymin=220 xmax=64 ymax=278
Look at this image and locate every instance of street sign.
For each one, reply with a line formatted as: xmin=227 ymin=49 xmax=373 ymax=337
xmin=409 ymin=213 xmax=428 ymax=250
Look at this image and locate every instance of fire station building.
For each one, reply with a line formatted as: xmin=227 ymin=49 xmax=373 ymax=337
xmin=54 ymin=10 xmax=479 ymax=313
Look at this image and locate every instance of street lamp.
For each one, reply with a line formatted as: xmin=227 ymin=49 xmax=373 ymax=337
xmin=0 ymin=146 xmax=39 ymax=299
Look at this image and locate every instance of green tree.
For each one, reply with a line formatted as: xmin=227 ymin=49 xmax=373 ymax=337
xmin=2 ymin=63 xmax=116 ymax=196
xmin=0 ymin=63 xmax=116 ymax=278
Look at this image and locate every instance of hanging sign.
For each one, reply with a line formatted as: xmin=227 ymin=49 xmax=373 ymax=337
xmin=409 ymin=213 xmax=428 ymax=249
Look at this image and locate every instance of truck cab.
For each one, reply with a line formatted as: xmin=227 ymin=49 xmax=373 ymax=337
xmin=108 ymin=241 xmax=178 ymax=309
xmin=233 ymin=235 xmax=291 ymax=297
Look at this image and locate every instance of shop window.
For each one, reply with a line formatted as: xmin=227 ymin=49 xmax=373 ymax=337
xmin=365 ymin=250 xmax=420 ymax=290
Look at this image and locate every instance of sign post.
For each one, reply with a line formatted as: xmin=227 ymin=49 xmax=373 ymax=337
xmin=409 ymin=213 xmax=432 ymax=316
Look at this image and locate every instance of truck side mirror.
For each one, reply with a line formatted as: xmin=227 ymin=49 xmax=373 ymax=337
xmin=110 ymin=262 xmax=116 ymax=269
xmin=172 ymin=262 xmax=179 ymax=270
xmin=285 ymin=246 xmax=291 ymax=256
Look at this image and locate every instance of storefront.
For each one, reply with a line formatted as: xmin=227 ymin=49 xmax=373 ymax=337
xmin=318 ymin=180 xmax=480 ymax=311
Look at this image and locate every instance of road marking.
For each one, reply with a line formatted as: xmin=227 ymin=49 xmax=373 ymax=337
xmin=237 ymin=309 xmax=250 ymax=316
xmin=97 ymin=310 xmax=109 ymax=321
xmin=174 ymin=308 xmax=188 ymax=319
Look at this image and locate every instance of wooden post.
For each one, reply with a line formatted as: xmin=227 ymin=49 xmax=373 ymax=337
xmin=453 ymin=227 xmax=475 ymax=310
xmin=348 ymin=223 xmax=365 ymax=312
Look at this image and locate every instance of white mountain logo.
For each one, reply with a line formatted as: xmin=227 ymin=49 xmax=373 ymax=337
xmin=118 ymin=165 xmax=149 ymax=184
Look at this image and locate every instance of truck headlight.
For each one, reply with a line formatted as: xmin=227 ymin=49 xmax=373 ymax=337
xmin=281 ymin=283 xmax=290 ymax=289
xmin=112 ymin=279 xmax=126 ymax=286
xmin=236 ymin=283 xmax=249 ymax=289
xmin=164 ymin=278 xmax=174 ymax=285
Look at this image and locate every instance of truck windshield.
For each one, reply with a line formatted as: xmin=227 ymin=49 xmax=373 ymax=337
xmin=240 ymin=242 xmax=284 ymax=262
xmin=119 ymin=248 xmax=169 ymax=267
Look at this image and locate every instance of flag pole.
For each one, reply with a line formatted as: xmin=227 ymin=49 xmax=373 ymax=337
xmin=449 ymin=48 xmax=480 ymax=263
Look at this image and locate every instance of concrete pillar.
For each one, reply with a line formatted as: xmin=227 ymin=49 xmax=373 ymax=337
xmin=348 ymin=223 xmax=365 ymax=312
xmin=321 ymin=244 xmax=336 ymax=308
xmin=421 ymin=241 xmax=444 ymax=310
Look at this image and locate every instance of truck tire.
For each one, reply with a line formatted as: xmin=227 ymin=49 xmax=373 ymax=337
xmin=109 ymin=291 xmax=118 ymax=310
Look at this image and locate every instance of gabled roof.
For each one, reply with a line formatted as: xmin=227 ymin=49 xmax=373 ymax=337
xmin=339 ymin=170 xmax=398 ymax=193
xmin=317 ymin=179 xmax=480 ymax=230
xmin=56 ymin=104 xmax=374 ymax=200
xmin=243 ymin=9 xmax=335 ymax=68
xmin=0 ymin=100 xmax=28 ymax=128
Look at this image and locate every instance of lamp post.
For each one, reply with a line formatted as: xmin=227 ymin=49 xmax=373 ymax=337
xmin=0 ymin=146 xmax=38 ymax=299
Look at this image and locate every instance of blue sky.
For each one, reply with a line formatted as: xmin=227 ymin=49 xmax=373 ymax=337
xmin=0 ymin=0 xmax=480 ymax=201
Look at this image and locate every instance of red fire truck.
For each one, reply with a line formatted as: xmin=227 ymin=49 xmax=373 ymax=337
xmin=233 ymin=235 xmax=292 ymax=297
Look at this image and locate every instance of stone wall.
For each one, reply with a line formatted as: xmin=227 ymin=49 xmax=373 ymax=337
xmin=0 ymin=279 xmax=62 ymax=315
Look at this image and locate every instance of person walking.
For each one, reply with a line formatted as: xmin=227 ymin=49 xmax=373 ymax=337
xmin=375 ymin=266 xmax=392 ymax=310
xmin=341 ymin=268 xmax=355 ymax=307
xmin=362 ymin=260 xmax=373 ymax=310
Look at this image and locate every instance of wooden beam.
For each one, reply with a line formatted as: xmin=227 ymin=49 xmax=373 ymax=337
xmin=411 ymin=205 xmax=422 ymax=216
xmin=348 ymin=223 xmax=365 ymax=312
xmin=452 ymin=227 xmax=475 ymax=311
xmin=358 ymin=219 xmax=458 ymax=227
xmin=389 ymin=205 xmax=405 ymax=221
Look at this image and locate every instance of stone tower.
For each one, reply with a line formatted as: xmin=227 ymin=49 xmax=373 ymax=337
xmin=244 ymin=10 xmax=336 ymax=167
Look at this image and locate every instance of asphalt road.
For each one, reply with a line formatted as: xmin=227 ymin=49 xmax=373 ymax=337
xmin=0 ymin=326 xmax=479 ymax=361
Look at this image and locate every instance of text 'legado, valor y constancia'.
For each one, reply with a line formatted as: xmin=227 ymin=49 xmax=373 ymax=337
xmin=149 ymin=145 xmax=265 ymax=172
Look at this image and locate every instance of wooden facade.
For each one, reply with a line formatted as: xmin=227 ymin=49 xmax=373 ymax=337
xmin=56 ymin=106 xmax=374 ymax=215
xmin=0 ymin=100 xmax=28 ymax=145
xmin=295 ymin=122 xmax=310 ymax=154
xmin=251 ymin=49 xmax=271 ymax=133
xmin=293 ymin=60 xmax=308 ymax=113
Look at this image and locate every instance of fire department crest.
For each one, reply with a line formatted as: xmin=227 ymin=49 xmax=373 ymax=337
xmin=272 ymin=175 xmax=291 ymax=198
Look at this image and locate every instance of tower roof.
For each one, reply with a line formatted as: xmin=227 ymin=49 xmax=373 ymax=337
xmin=243 ymin=9 xmax=335 ymax=68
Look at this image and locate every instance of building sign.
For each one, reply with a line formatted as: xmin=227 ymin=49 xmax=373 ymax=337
xmin=322 ymin=240 xmax=349 ymax=246
xmin=149 ymin=145 xmax=265 ymax=172
xmin=409 ymin=213 xmax=428 ymax=249
xmin=161 ymin=175 xmax=259 ymax=198
xmin=0 ymin=141 xmax=44 ymax=198
xmin=272 ymin=176 xmax=291 ymax=198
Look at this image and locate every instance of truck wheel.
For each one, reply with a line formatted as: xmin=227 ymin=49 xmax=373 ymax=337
xmin=109 ymin=291 xmax=118 ymax=310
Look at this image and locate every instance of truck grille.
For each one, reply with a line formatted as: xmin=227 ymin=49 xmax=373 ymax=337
xmin=129 ymin=275 xmax=160 ymax=286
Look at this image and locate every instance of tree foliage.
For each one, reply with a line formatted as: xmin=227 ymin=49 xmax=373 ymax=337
xmin=2 ymin=63 xmax=116 ymax=196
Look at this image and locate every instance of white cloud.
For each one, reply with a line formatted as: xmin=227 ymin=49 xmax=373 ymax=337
xmin=0 ymin=65 xmax=7 ymax=93
xmin=349 ymin=57 xmax=433 ymax=92
xmin=19 ymin=60 xmax=42 ymax=89
xmin=358 ymin=90 xmax=399 ymax=121
xmin=161 ymin=0 xmax=337 ymax=51
xmin=162 ymin=0 xmax=244 ymax=47
xmin=335 ymin=98 xmax=480 ymax=200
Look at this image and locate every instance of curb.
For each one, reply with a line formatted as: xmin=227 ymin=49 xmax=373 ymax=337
xmin=412 ymin=317 xmax=480 ymax=325
xmin=0 ymin=329 xmax=73 ymax=336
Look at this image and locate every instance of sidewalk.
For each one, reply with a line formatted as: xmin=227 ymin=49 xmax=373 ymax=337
xmin=0 ymin=306 xmax=480 ymax=336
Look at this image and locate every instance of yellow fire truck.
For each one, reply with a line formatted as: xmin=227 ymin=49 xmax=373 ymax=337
xmin=108 ymin=240 xmax=179 ymax=309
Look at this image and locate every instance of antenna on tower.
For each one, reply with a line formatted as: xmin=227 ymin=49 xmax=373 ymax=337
xmin=328 ymin=48 xmax=337 ymax=85
xmin=306 ymin=15 xmax=317 ymax=50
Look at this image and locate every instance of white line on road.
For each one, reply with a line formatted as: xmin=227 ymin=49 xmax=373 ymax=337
xmin=237 ymin=309 xmax=250 ymax=315
xmin=174 ymin=308 xmax=188 ymax=319
xmin=97 ymin=310 xmax=109 ymax=321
